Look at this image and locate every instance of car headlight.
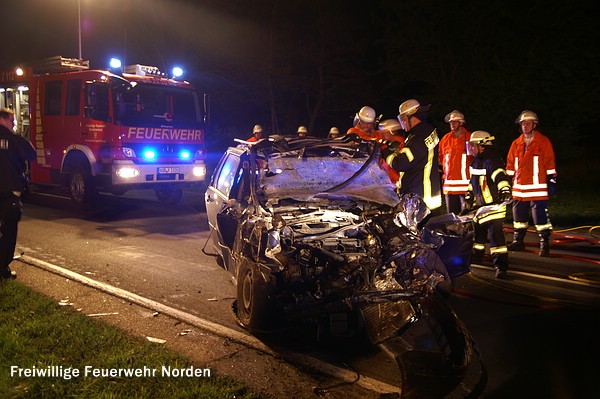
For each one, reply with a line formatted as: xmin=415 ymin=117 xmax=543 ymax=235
xmin=265 ymin=230 xmax=282 ymax=261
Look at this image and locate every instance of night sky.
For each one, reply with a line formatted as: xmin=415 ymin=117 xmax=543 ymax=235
xmin=3 ymin=0 xmax=599 ymax=169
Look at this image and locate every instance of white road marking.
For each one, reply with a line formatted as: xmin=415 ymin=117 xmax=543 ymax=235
xmin=470 ymin=263 xmax=600 ymax=288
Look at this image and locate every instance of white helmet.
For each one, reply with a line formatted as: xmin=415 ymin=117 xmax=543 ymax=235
xmin=328 ymin=126 xmax=340 ymax=138
xmin=378 ymin=119 xmax=402 ymax=134
xmin=253 ymin=124 xmax=263 ymax=134
xmin=469 ymin=130 xmax=495 ymax=146
xmin=444 ymin=110 xmax=465 ymax=123
xmin=297 ymin=125 xmax=308 ymax=134
xmin=515 ymin=110 xmax=539 ymax=124
xmin=355 ymin=106 xmax=376 ymax=123
xmin=398 ymin=99 xmax=421 ymax=117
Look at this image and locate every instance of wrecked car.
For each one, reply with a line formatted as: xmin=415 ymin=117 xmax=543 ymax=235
xmin=205 ymin=135 xmax=482 ymax=397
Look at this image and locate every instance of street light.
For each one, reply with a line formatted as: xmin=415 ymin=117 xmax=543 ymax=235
xmin=78 ymin=0 xmax=82 ymax=59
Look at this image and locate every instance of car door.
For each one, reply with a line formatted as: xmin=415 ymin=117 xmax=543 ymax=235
xmin=205 ymin=148 xmax=243 ymax=264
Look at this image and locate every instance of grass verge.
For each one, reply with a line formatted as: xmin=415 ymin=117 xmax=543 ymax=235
xmin=0 ymin=281 xmax=261 ymax=399
xmin=548 ymin=190 xmax=600 ymax=228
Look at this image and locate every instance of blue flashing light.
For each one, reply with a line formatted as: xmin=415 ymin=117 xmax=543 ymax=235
xmin=180 ymin=150 xmax=191 ymax=160
xmin=143 ymin=149 xmax=157 ymax=160
xmin=109 ymin=58 xmax=122 ymax=69
xmin=172 ymin=66 xmax=183 ymax=78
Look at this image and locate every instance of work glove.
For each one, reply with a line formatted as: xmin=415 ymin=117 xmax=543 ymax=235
xmin=342 ymin=133 xmax=361 ymax=143
xmin=498 ymin=187 xmax=513 ymax=204
xmin=547 ymin=175 xmax=557 ymax=196
xmin=380 ymin=141 xmax=401 ymax=159
xmin=461 ymin=192 xmax=475 ymax=214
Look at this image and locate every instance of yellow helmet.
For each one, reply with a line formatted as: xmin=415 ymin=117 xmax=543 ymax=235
xmin=328 ymin=127 xmax=340 ymax=138
xmin=398 ymin=99 xmax=421 ymax=117
xmin=444 ymin=110 xmax=465 ymax=123
xmin=469 ymin=130 xmax=495 ymax=146
xmin=354 ymin=105 xmax=377 ymax=124
xmin=515 ymin=110 xmax=539 ymax=124
xmin=378 ymin=119 xmax=402 ymax=134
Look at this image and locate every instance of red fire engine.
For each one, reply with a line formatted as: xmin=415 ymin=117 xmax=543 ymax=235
xmin=0 ymin=56 xmax=208 ymax=206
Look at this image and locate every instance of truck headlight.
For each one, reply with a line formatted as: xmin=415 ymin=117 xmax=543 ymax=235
xmin=193 ymin=165 xmax=206 ymax=177
xmin=116 ymin=167 xmax=140 ymax=178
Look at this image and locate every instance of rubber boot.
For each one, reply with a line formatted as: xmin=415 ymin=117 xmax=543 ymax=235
xmin=507 ymin=229 xmax=526 ymax=251
xmin=538 ymin=230 xmax=551 ymax=257
xmin=493 ymin=253 xmax=508 ymax=279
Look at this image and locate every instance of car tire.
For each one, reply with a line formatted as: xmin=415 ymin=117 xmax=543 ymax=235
xmin=236 ymin=258 xmax=271 ymax=331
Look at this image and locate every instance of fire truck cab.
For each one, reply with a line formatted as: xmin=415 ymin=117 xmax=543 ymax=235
xmin=0 ymin=56 xmax=208 ymax=206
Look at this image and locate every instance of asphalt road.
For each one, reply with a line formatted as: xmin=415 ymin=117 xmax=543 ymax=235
xmin=18 ymin=188 xmax=241 ymax=331
xmin=15 ymin=189 xmax=600 ymax=398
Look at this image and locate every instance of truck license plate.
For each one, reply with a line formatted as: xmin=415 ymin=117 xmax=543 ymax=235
xmin=158 ymin=167 xmax=180 ymax=174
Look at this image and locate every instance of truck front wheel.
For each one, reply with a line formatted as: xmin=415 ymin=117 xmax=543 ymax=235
xmin=69 ymin=164 xmax=96 ymax=207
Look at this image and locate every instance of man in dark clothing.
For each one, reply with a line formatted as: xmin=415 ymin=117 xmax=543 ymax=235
xmin=0 ymin=108 xmax=36 ymax=281
xmin=384 ymin=99 xmax=442 ymax=213
xmin=464 ymin=131 xmax=512 ymax=279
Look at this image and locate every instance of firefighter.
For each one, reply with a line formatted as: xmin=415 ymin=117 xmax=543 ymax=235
xmin=247 ymin=124 xmax=263 ymax=142
xmin=506 ymin=110 xmax=557 ymax=257
xmin=0 ymin=108 xmax=36 ymax=281
xmin=385 ymin=99 xmax=442 ymax=213
xmin=297 ymin=126 xmax=308 ymax=137
xmin=439 ymin=110 xmax=472 ymax=214
xmin=464 ymin=131 xmax=512 ymax=279
xmin=327 ymin=127 xmax=341 ymax=138
xmin=378 ymin=118 xmax=406 ymax=147
xmin=346 ymin=106 xmax=379 ymax=139
xmin=377 ymin=119 xmax=406 ymax=184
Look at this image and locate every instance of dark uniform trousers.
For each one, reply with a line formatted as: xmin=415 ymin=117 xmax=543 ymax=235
xmin=473 ymin=218 xmax=509 ymax=271
xmin=0 ymin=193 xmax=22 ymax=278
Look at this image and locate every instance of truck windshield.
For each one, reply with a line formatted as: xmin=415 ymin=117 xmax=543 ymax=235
xmin=112 ymin=82 xmax=202 ymax=128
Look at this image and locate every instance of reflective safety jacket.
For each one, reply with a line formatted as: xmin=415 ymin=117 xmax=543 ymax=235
xmin=347 ymin=126 xmax=404 ymax=184
xmin=506 ymin=131 xmax=556 ymax=201
xmin=468 ymin=147 xmax=511 ymax=224
xmin=438 ymin=130 xmax=472 ymax=195
xmin=385 ymin=121 xmax=442 ymax=210
xmin=346 ymin=126 xmax=379 ymax=141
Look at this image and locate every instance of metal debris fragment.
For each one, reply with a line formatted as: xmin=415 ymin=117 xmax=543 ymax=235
xmin=87 ymin=312 xmax=119 ymax=317
xmin=146 ymin=336 xmax=167 ymax=344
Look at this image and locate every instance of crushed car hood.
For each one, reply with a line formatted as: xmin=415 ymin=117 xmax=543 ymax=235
xmin=263 ymin=150 xmax=401 ymax=207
